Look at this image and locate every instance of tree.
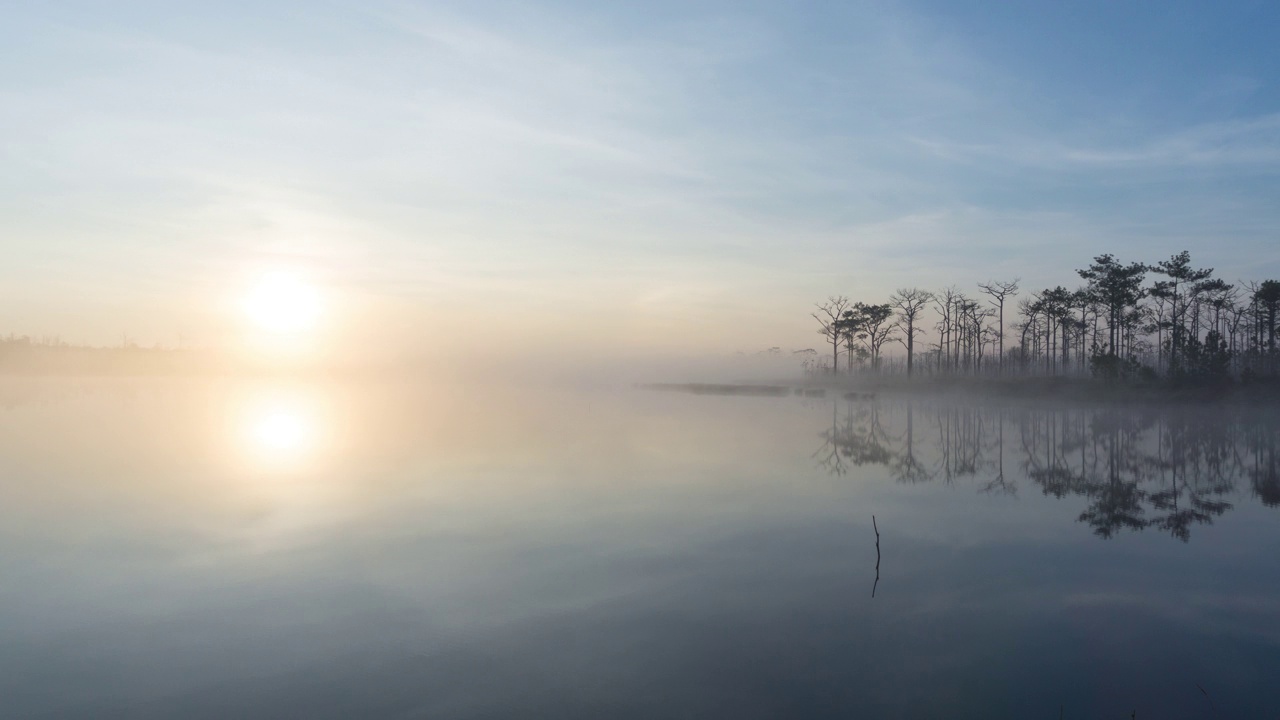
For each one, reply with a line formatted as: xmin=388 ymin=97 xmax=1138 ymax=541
xmin=1015 ymin=296 xmax=1040 ymax=372
xmin=890 ymin=288 xmax=934 ymax=377
xmin=1256 ymin=280 xmax=1280 ymax=353
xmin=842 ymin=302 xmax=896 ymax=372
xmin=1150 ymin=251 xmax=1214 ymax=375
xmin=1040 ymin=286 xmax=1076 ymax=372
xmin=1077 ymin=254 xmax=1146 ymax=359
xmin=1255 ymin=280 xmax=1280 ymax=375
xmin=954 ymin=297 xmax=994 ymax=373
xmin=977 ymin=279 xmax=1019 ymax=374
xmin=842 ymin=320 xmax=861 ymax=373
xmin=812 ymin=296 xmax=852 ymax=375
xmin=933 ymin=287 xmax=964 ymax=374
xmin=802 ymin=250 xmax=1270 ymax=384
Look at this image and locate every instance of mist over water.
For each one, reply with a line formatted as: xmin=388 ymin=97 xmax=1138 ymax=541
xmin=1 ymin=377 xmax=1277 ymax=718
xmin=8 ymin=0 xmax=1280 ymax=715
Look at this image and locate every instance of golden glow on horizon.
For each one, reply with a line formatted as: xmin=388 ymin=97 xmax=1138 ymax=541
xmin=243 ymin=270 xmax=321 ymax=335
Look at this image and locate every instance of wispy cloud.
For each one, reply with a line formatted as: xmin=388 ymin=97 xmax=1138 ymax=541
xmin=912 ymin=113 xmax=1280 ymax=170
xmin=3 ymin=1 xmax=1280 ymax=351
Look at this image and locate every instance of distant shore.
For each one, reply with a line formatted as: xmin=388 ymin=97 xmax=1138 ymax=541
xmin=0 ymin=345 xmax=221 ymax=376
xmin=645 ymin=375 xmax=1280 ymax=405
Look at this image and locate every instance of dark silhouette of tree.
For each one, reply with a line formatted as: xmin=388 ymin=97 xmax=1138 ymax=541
xmin=1078 ymin=254 xmax=1147 ymax=361
xmin=1254 ymin=280 xmax=1280 ymax=375
xmin=977 ymin=279 xmax=1019 ymax=374
xmin=840 ymin=319 xmax=866 ymax=373
xmin=1040 ymin=286 xmax=1077 ymax=374
xmin=933 ymin=287 xmax=962 ymax=374
xmin=843 ymin=302 xmax=896 ymax=372
xmin=1014 ymin=296 xmax=1040 ymax=372
xmin=890 ymin=288 xmax=934 ymax=377
xmin=812 ymin=296 xmax=852 ymax=375
xmin=1150 ymin=252 xmax=1214 ymax=376
xmin=806 ymin=250 xmax=1276 ymax=383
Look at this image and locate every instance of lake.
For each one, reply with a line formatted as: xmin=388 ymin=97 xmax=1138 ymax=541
xmin=1 ymin=378 xmax=1278 ymax=718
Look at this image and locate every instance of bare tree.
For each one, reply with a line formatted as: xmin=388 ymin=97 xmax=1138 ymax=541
xmin=890 ymin=288 xmax=934 ymax=377
xmin=1015 ymin=296 xmax=1039 ymax=372
xmin=933 ymin=286 xmax=962 ymax=374
xmin=813 ymin=296 xmax=852 ymax=375
xmin=978 ymin=278 xmax=1020 ymax=374
xmin=842 ymin=318 xmax=862 ymax=373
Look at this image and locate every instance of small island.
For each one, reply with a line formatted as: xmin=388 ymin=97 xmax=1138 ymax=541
xmin=782 ymin=249 xmax=1279 ymax=400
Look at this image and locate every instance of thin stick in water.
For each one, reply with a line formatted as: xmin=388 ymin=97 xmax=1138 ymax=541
xmin=872 ymin=515 xmax=880 ymax=598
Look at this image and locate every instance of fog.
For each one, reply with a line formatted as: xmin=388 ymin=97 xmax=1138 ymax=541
xmin=7 ymin=0 xmax=1280 ymax=716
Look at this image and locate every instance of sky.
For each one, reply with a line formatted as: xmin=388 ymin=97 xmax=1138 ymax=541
xmin=3 ymin=0 xmax=1280 ymax=363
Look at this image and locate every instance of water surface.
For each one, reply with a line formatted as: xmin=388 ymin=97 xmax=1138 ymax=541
xmin=1 ymin=379 xmax=1277 ymax=718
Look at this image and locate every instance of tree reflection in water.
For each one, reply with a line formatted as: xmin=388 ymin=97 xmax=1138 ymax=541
xmin=815 ymin=397 xmax=1280 ymax=541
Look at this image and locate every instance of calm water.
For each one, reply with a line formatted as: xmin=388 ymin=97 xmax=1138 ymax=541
xmin=2 ymin=379 xmax=1278 ymax=719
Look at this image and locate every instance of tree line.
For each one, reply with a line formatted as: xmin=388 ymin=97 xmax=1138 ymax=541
xmin=810 ymin=251 xmax=1280 ymax=381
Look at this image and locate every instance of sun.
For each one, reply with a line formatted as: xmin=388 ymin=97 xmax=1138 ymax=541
xmin=243 ymin=271 xmax=321 ymax=334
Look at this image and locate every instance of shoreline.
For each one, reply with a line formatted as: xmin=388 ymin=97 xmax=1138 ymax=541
xmin=643 ymin=376 xmax=1280 ymax=406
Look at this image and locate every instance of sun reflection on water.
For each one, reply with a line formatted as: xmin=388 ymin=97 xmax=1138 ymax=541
xmin=234 ymin=387 xmax=325 ymax=473
xmin=252 ymin=408 xmax=311 ymax=453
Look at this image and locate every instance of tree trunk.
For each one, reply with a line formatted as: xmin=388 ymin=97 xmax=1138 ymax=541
xmin=907 ymin=324 xmax=914 ymax=377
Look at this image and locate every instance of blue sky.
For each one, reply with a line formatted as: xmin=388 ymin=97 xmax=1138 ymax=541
xmin=3 ymin=1 xmax=1279 ymax=357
